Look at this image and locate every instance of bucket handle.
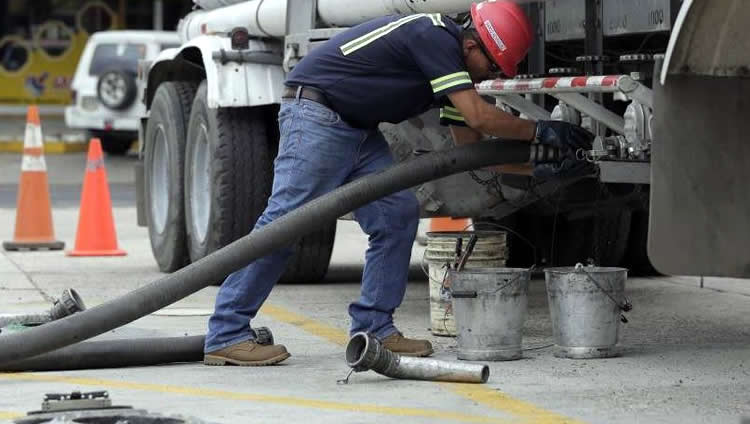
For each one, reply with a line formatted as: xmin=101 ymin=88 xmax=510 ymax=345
xmin=450 ymin=271 xmax=530 ymax=298
xmin=574 ymin=263 xmax=633 ymax=323
xmin=461 ymin=221 xmax=538 ymax=268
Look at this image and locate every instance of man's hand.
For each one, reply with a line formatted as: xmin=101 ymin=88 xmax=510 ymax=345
xmin=534 ymin=120 xmax=594 ymax=153
xmin=532 ymin=121 xmax=595 ymax=179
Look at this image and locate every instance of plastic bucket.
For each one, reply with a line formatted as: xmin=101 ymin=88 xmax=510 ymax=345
xmin=425 ymin=231 xmax=506 ymax=336
xmin=450 ymin=267 xmax=530 ymax=361
xmin=544 ymin=266 xmax=628 ymax=359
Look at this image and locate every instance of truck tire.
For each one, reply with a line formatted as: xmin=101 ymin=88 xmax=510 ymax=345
xmin=144 ymin=81 xmax=198 ymax=272
xmin=184 ymin=82 xmax=335 ymax=283
xmin=280 ymin=222 xmax=337 ymax=283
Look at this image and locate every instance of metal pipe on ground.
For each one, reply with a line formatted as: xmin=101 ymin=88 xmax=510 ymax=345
xmin=0 ymin=139 xmax=532 ymax=367
xmin=346 ymin=332 xmax=489 ymax=384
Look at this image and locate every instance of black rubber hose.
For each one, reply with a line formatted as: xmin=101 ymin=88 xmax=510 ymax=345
xmin=0 ymin=336 xmax=204 ymax=371
xmin=0 ymin=139 xmax=531 ymax=366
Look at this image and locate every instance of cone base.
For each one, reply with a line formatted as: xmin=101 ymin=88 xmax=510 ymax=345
xmin=67 ymin=249 xmax=127 ymax=257
xmin=3 ymin=240 xmax=65 ymax=251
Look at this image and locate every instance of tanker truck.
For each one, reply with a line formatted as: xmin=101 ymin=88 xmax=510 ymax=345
xmin=134 ymin=0 xmax=750 ymax=281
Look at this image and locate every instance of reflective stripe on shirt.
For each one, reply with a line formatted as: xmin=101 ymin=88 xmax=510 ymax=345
xmin=340 ymin=13 xmax=445 ymax=56
xmin=439 ymin=105 xmax=467 ymax=126
xmin=430 ymin=71 xmax=472 ymax=94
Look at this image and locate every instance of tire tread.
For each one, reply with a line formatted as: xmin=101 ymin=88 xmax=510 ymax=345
xmin=145 ymin=80 xmax=198 ymax=272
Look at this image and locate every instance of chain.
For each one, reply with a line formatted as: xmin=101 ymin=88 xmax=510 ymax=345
xmin=468 ymin=169 xmax=557 ymax=213
xmin=468 ymin=170 xmax=504 ymax=199
xmin=337 ymin=368 xmax=355 ymax=385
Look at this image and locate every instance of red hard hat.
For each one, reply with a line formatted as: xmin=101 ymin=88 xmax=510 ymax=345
xmin=470 ymin=1 xmax=533 ymax=78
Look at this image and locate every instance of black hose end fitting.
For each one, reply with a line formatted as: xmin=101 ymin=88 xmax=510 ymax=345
xmin=49 ymin=289 xmax=86 ymax=321
xmin=252 ymin=326 xmax=274 ymax=346
xmin=529 ymin=142 xmax=561 ymax=164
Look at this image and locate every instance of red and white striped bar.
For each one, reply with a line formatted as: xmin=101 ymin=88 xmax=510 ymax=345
xmin=476 ymin=75 xmax=629 ymax=95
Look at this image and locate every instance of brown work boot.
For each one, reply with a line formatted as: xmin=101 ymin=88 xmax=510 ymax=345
xmin=381 ymin=332 xmax=434 ymax=357
xmin=204 ymin=340 xmax=290 ymax=366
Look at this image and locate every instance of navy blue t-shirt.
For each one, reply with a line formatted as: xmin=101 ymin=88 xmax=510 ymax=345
xmin=285 ymin=14 xmax=474 ymax=129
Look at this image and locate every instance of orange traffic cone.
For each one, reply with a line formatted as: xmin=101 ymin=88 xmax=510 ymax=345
xmin=67 ymin=138 xmax=126 ymax=256
xmin=3 ymin=106 xmax=64 ymax=251
xmin=429 ymin=217 xmax=472 ymax=233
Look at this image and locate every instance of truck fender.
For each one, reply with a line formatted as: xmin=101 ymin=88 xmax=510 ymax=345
xmin=649 ymin=0 xmax=750 ymax=278
xmin=145 ymin=35 xmax=285 ymax=109
xmin=661 ymin=0 xmax=750 ymax=83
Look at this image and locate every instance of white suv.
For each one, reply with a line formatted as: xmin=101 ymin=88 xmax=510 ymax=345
xmin=66 ymin=30 xmax=180 ymax=154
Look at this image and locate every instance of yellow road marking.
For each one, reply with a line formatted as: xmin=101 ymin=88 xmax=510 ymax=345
xmin=261 ymin=302 xmax=583 ymax=424
xmin=447 ymin=384 xmax=586 ymax=424
xmin=0 ymin=411 xmax=22 ymax=420
xmin=0 ymin=373 xmax=509 ymax=424
xmin=260 ymin=303 xmax=350 ymax=346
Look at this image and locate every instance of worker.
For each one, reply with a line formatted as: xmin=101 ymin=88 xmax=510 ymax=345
xmin=203 ymin=0 xmax=593 ymax=366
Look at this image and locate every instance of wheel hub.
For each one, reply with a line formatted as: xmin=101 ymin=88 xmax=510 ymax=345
xmin=190 ymin=122 xmax=212 ymax=244
xmin=150 ymin=125 xmax=170 ymax=234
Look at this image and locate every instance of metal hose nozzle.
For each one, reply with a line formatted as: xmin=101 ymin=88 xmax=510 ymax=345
xmin=0 ymin=289 xmax=86 ymax=329
xmin=345 ymin=332 xmax=489 ymax=384
xmin=49 ymin=289 xmax=86 ymax=320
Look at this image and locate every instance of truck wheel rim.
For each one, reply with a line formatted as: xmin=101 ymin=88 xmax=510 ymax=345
xmin=150 ymin=125 xmax=169 ymax=234
xmin=191 ymin=122 xmax=211 ymax=244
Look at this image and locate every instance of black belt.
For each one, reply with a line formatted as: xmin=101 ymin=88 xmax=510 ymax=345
xmin=282 ymin=86 xmax=332 ymax=109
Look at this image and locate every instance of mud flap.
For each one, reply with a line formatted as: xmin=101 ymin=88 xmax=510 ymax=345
xmin=650 ymin=75 xmax=750 ymax=277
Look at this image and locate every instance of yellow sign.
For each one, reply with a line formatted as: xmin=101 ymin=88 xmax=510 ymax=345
xmin=0 ymin=1 xmax=118 ymax=105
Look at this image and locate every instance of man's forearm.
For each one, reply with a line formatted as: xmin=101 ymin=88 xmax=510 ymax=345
xmin=449 ymin=125 xmax=533 ymax=175
xmin=447 ymin=89 xmax=537 ymax=142
xmin=473 ymin=105 xmax=536 ymax=142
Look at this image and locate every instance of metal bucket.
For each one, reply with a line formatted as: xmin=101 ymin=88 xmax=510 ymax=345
xmin=425 ymin=231 xmax=506 ymax=336
xmin=544 ymin=266 xmax=629 ymax=359
xmin=450 ymin=267 xmax=530 ymax=361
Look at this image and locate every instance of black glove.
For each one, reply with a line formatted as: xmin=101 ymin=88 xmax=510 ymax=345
xmin=534 ymin=120 xmax=594 ymax=153
xmin=532 ymin=121 xmax=596 ymax=179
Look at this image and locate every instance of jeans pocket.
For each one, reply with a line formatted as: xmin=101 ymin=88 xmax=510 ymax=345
xmin=301 ymin=101 xmax=341 ymax=126
xmin=292 ymin=120 xmax=356 ymax=177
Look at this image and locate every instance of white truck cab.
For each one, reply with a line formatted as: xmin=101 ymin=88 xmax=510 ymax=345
xmin=65 ymin=30 xmax=180 ymax=154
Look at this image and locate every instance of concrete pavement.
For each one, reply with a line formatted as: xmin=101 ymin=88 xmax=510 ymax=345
xmin=0 ymin=151 xmax=749 ymax=424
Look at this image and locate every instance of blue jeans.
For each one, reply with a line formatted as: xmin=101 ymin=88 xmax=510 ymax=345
xmin=204 ymin=99 xmax=420 ymax=353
